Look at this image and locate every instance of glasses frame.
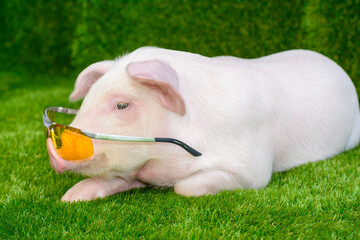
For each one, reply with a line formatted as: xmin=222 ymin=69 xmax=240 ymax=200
xmin=43 ymin=107 xmax=202 ymax=157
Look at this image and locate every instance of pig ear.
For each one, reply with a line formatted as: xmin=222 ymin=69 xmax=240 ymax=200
xmin=127 ymin=60 xmax=186 ymax=116
xmin=69 ymin=60 xmax=114 ymax=101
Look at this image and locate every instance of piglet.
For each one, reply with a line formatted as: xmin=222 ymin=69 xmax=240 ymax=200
xmin=46 ymin=47 xmax=360 ymax=202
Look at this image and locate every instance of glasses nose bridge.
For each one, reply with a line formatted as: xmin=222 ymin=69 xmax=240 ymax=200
xmin=43 ymin=127 xmax=50 ymax=138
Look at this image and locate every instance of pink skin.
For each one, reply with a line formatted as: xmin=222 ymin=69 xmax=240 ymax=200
xmin=127 ymin=61 xmax=186 ymax=115
xmin=70 ymin=60 xmax=114 ymax=100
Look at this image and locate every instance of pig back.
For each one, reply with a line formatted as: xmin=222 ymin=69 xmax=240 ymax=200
xmin=161 ymin=49 xmax=359 ymax=172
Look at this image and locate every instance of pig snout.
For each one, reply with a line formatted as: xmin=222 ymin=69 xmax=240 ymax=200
xmin=46 ymin=138 xmax=67 ymax=173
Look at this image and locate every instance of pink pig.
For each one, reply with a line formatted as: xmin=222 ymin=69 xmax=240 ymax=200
xmin=46 ymin=47 xmax=360 ymax=202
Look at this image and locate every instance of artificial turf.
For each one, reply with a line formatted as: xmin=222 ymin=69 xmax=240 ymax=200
xmin=1 ymin=0 xmax=360 ymax=238
xmin=0 ymin=69 xmax=359 ymax=239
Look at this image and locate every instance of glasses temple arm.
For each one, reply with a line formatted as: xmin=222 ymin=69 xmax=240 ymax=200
xmin=155 ymin=138 xmax=202 ymax=157
xmin=43 ymin=107 xmax=202 ymax=157
xmin=45 ymin=107 xmax=79 ymax=115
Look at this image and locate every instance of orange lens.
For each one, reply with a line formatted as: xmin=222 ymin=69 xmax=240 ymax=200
xmin=49 ymin=124 xmax=94 ymax=161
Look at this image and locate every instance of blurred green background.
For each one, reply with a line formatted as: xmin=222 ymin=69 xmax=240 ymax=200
xmin=1 ymin=0 xmax=360 ymax=238
xmin=0 ymin=0 xmax=359 ymax=92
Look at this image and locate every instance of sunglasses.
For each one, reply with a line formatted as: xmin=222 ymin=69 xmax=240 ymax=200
xmin=43 ymin=107 xmax=202 ymax=162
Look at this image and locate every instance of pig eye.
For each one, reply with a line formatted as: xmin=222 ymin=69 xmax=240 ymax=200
xmin=116 ymin=102 xmax=129 ymax=110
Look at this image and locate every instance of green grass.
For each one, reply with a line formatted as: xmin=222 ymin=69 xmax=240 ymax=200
xmin=1 ymin=0 xmax=360 ymax=237
xmin=0 ymin=70 xmax=359 ymax=239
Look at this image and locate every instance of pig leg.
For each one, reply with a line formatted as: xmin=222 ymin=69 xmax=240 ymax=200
xmin=61 ymin=177 xmax=145 ymax=202
xmin=174 ymin=170 xmax=267 ymax=196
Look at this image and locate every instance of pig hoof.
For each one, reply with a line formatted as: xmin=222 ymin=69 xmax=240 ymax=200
xmin=61 ymin=177 xmax=146 ymax=202
xmin=61 ymin=178 xmax=112 ymax=202
xmin=61 ymin=186 xmax=106 ymax=202
xmin=61 ymin=191 xmax=105 ymax=202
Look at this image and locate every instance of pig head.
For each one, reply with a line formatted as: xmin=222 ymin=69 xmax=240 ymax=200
xmin=48 ymin=50 xmax=201 ymax=201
